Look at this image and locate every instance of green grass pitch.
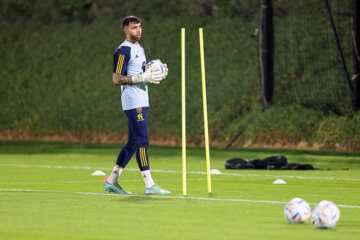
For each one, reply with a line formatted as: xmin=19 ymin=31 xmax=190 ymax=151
xmin=0 ymin=141 xmax=359 ymax=240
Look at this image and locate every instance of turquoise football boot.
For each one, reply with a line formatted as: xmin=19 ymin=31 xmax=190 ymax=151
xmin=144 ymin=184 xmax=170 ymax=195
xmin=104 ymin=181 xmax=131 ymax=194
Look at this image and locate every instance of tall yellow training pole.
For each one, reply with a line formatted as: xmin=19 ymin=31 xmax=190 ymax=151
xmin=199 ymin=28 xmax=212 ymax=193
xmin=181 ymin=28 xmax=186 ymax=196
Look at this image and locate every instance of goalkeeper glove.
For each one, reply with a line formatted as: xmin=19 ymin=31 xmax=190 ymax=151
xmin=132 ymin=67 xmax=163 ymax=84
xmin=153 ymin=59 xmax=168 ymax=79
xmin=162 ymin=63 xmax=168 ymax=79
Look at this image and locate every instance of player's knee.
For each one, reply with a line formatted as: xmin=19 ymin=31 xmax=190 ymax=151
xmin=137 ymin=136 xmax=149 ymax=147
xmin=126 ymin=139 xmax=137 ymax=151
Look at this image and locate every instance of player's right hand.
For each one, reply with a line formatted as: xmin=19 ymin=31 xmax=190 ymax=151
xmin=132 ymin=67 xmax=163 ymax=84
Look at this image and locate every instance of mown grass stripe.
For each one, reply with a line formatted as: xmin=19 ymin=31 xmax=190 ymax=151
xmin=1 ymin=188 xmax=359 ymax=209
xmin=1 ymin=163 xmax=359 ymax=181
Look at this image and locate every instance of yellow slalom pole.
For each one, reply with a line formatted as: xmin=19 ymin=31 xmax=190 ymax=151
xmin=181 ymin=28 xmax=186 ymax=196
xmin=199 ymin=28 xmax=212 ymax=193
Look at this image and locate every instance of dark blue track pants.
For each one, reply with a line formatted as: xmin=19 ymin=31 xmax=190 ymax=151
xmin=116 ymin=107 xmax=150 ymax=171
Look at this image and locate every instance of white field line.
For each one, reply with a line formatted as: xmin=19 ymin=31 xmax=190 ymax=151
xmin=0 ymin=180 xmax=101 ymax=184
xmin=0 ymin=188 xmax=359 ymax=209
xmin=1 ymin=163 xmax=360 ymax=181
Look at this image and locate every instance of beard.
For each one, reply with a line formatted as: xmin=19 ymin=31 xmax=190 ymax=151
xmin=130 ymin=34 xmax=141 ymax=42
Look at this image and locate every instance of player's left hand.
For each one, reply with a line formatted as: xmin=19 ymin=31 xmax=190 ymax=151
xmin=162 ymin=63 xmax=168 ymax=79
xmin=154 ymin=59 xmax=168 ymax=80
xmin=147 ymin=59 xmax=168 ymax=81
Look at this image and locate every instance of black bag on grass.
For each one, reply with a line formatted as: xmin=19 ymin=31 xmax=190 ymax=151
xmin=263 ymin=155 xmax=287 ymax=169
xmin=249 ymin=156 xmax=287 ymax=169
xmin=248 ymin=159 xmax=266 ymax=169
xmin=225 ymin=155 xmax=288 ymax=170
xmin=224 ymin=158 xmax=247 ymax=169
xmin=224 ymin=156 xmax=315 ymax=170
xmin=280 ymin=163 xmax=314 ymax=170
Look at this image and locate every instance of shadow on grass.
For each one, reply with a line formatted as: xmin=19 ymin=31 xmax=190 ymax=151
xmin=114 ymin=195 xmax=173 ymax=203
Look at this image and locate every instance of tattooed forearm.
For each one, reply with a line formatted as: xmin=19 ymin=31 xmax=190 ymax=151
xmin=112 ymin=73 xmax=133 ymax=86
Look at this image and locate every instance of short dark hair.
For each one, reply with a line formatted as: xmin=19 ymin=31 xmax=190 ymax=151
xmin=122 ymin=16 xmax=141 ymax=28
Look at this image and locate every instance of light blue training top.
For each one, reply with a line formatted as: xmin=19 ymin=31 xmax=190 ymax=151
xmin=113 ymin=40 xmax=149 ymax=111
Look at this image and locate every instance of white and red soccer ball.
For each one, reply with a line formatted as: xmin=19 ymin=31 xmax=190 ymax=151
xmin=284 ymin=198 xmax=311 ymax=224
xmin=311 ymin=200 xmax=340 ymax=229
xmin=146 ymin=59 xmax=166 ymax=76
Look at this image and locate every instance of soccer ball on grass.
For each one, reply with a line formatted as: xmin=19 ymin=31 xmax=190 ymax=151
xmin=311 ymin=200 xmax=340 ymax=229
xmin=284 ymin=198 xmax=311 ymax=224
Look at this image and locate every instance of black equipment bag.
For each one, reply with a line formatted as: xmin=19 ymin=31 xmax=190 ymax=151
xmin=224 ymin=158 xmax=247 ymax=169
xmin=263 ymin=155 xmax=288 ymax=169
xmin=280 ymin=163 xmax=314 ymax=170
xmin=224 ymin=155 xmax=314 ymax=170
xmin=249 ymin=156 xmax=287 ymax=169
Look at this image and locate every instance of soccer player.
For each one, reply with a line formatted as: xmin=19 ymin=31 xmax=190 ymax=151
xmin=104 ymin=16 xmax=170 ymax=195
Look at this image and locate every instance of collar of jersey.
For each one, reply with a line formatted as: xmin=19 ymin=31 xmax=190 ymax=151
xmin=125 ymin=39 xmax=139 ymax=45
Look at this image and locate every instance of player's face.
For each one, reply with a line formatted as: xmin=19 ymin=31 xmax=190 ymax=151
xmin=125 ymin=22 xmax=142 ymax=43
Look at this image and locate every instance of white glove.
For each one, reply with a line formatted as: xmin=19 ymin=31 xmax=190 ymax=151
xmin=132 ymin=67 xmax=163 ymax=84
xmin=152 ymin=59 xmax=168 ymax=80
xmin=162 ymin=63 xmax=168 ymax=79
